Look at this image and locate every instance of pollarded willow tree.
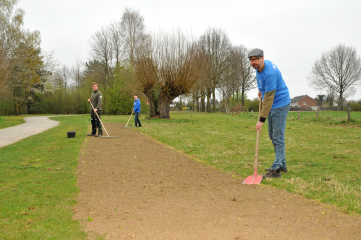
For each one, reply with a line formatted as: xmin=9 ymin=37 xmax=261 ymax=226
xmin=308 ymin=44 xmax=361 ymax=110
xmin=134 ymin=30 xmax=204 ymax=118
xmin=133 ymin=35 xmax=159 ymax=117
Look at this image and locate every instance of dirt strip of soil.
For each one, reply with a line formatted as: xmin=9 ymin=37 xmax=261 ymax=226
xmin=73 ymin=123 xmax=361 ymax=240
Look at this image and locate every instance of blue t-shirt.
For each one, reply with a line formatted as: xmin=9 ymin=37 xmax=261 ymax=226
xmin=256 ymin=60 xmax=290 ymax=109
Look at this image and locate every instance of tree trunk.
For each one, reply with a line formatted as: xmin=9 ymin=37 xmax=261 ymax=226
xmin=158 ymin=94 xmax=173 ymax=119
xmin=147 ymin=95 xmax=156 ymax=117
xmin=212 ymin=89 xmax=216 ymax=112
xmin=102 ymin=86 xmax=106 ymax=114
xmin=77 ymin=85 xmax=80 ymax=114
xmin=206 ymin=95 xmax=210 ymax=113
xmin=339 ymin=92 xmax=343 ymax=111
xmin=201 ymin=96 xmax=205 ymax=112
xmin=144 ymin=89 xmax=156 ymax=117
xmin=13 ymin=89 xmax=29 ymax=116
xmin=14 ymin=91 xmax=19 ymax=116
xmin=241 ymin=88 xmax=245 ymax=106
xmin=236 ymin=88 xmax=239 ymax=103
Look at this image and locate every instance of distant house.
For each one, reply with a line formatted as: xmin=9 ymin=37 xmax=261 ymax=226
xmin=290 ymin=95 xmax=318 ymax=111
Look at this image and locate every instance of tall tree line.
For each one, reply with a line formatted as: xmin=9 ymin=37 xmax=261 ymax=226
xmin=0 ymin=4 xmax=258 ymax=117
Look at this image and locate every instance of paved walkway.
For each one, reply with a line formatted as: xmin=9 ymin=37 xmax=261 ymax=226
xmin=0 ymin=116 xmax=60 ymax=148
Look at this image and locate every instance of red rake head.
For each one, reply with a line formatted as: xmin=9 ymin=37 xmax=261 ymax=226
xmin=243 ymin=174 xmax=263 ymax=185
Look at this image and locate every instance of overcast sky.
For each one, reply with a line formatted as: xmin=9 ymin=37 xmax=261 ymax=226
xmin=17 ymin=0 xmax=361 ymax=101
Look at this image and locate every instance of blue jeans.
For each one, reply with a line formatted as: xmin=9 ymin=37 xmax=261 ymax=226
xmin=134 ymin=112 xmax=141 ymax=126
xmin=268 ymin=104 xmax=290 ymax=170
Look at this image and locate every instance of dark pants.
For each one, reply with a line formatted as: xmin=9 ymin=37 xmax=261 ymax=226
xmin=134 ymin=112 xmax=141 ymax=127
xmin=90 ymin=110 xmax=103 ymax=134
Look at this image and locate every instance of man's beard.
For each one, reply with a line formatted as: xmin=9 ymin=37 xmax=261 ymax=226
xmin=252 ymin=60 xmax=263 ymax=70
xmin=252 ymin=64 xmax=260 ymax=70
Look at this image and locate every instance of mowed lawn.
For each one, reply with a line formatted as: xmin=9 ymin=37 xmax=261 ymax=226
xmin=0 ymin=116 xmax=89 ymax=239
xmin=0 ymin=116 xmax=25 ymax=129
xmin=121 ymin=111 xmax=361 ymax=215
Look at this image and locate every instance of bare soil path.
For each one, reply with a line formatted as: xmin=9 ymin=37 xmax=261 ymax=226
xmin=74 ymin=123 xmax=361 ymax=239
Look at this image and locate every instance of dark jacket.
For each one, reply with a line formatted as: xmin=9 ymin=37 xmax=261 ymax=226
xmin=90 ymin=90 xmax=102 ymax=110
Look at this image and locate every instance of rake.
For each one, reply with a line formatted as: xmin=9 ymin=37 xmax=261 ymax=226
xmin=243 ymin=97 xmax=263 ymax=185
xmin=121 ymin=111 xmax=133 ymax=128
xmin=89 ymin=101 xmax=117 ymax=138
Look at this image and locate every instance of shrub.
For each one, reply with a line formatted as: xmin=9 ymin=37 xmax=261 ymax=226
xmin=349 ymin=101 xmax=361 ymax=111
xmin=244 ymin=99 xmax=260 ymax=112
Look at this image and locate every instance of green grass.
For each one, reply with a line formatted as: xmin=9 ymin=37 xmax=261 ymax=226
xmin=0 ymin=115 xmax=89 ymax=239
xmin=0 ymin=116 xmax=25 ymax=129
xmin=133 ymin=111 xmax=361 ymax=215
xmin=288 ymin=110 xmax=361 ymax=125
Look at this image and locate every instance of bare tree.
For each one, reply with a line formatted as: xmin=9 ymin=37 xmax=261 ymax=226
xmin=188 ymin=46 xmax=210 ymax=112
xmin=189 ymin=74 xmax=207 ymax=112
xmin=89 ymin=26 xmax=113 ymax=86
xmin=238 ymin=45 xmax=256 ymax=106
xmin=199 ymin=27 xmax=231 ymax=112
xmin=120 ymin=7 xmax=146 ymax=66
xmin=71 ymin=58 xmax=84 ymax=112
xmin=109 ymin=20 xmax=125 ymax=68
xmin=58 ymin=65 xmax=72 ymax=94
xmin=214 ymin=45 xmax=256 ymax=112
xmin=308 ymin=44 xmax=361 ymax=110
xmin=218 ymin=72 xmax=236 ymax=113
xmin=89 ymin=26 xmax=115 ymax=113
xmin=217 ymin=47 xmax=239 ymax=113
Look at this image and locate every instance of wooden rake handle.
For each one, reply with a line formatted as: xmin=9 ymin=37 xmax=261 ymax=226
xmin=125 ymin=111 xmax=134 ymax=127
xmin=89 ymin=101 xmax=110 ymax=137
xmin=254 ymin=97 xmax=262 ymax=177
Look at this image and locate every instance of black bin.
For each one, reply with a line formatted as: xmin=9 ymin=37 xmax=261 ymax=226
xmin=67 ymin=131 xmax=76 ymax=138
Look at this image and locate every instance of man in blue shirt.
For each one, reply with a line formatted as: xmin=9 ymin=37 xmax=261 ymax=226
xmin=133 ymin=96 xmax=142 ymax=127
xmin=248 ymin=48 xmax=291 ymax=178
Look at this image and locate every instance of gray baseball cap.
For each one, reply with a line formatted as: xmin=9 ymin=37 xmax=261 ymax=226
xmin=248 ymin=48 xmax=264 ymax=58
